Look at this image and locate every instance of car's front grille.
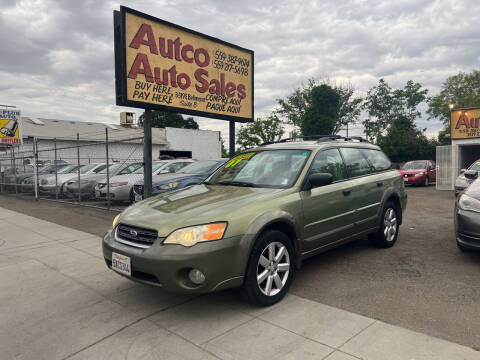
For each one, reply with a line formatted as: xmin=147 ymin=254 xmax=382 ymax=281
xmin=133 ymin=185 xmax=144 ymax=195
xmin=116 ymin=223 xmax=158 ymax=248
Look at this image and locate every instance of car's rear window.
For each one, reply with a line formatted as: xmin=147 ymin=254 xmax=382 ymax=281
xmin=360 ymin=149 xmax=392 ymax=172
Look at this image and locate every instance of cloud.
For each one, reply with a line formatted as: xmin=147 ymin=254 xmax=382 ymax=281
xmin=1 ymin=0 xmax=479 ymax=147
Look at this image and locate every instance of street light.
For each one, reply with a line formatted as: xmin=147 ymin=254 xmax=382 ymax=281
xmin=449 ymin=104 xmax=454 ymax=109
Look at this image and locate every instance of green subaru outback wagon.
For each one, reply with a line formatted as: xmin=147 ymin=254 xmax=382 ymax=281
xmin=103 ymin=136 xmax=407 ymax=306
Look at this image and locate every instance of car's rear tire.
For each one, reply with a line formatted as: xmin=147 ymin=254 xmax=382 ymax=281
xmin=369 ymin=201 xmax=399 ymax=248
xmin=242 ymin=230 xmax=294 ymax=306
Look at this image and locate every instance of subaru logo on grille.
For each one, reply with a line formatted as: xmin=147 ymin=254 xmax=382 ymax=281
xmin=130 ymin=229 xmax=138 ymax=237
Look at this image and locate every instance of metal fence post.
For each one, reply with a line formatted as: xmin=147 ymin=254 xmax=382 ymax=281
xmin=12 ymin=146 xmax=18 ymax=196
xmin=77 ymin=133 xmax=81 ymax=204
xmin=143 ymin=108 xmax=152 ymax=198
xmin=34 ymin=138 xmax=39 ymax=201
xmin=106 ymin=128 xmax=110 ymax=210
xmin=54 ymin=138 xmax=58 ymax=200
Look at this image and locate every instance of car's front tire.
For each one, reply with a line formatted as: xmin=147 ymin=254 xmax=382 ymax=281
xmin=369 ymin=201 xmax=399 ymax=248
xmin=242 ymin=230 xmax=294 ymax=306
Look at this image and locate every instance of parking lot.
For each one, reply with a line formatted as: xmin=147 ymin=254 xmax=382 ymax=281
xmin=1 ymin=185 xmax=479 ymax=357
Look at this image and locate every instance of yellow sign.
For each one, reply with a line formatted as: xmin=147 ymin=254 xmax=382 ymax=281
xmin=115 ymin=6 xmax=254 ymax=122
xmin=0 ymin=109 xmax=22 ymax=145
xmin=451 ymin=108 xmax=480 ymax=139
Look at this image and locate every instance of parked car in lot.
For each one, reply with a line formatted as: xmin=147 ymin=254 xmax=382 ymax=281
xmin=104 ymin=136 xmax=407 ymax=306
xmin=95 ymin=160 xmax=192 ymax=203
xmin=19 ymin=163 xmax=71 ymax=192
xmin=94 ymin=162 xmax=143 ymax=202
xmin=399 ymin=160 xmax=436 ymax=186
xmin=132 ymin=159 xmax=226 ymax=201
xmin=454 ymin=159 xmax=480 ymax=196
xmin=455 ymin=177 xmax=480 ymax=251
xmin=39 ymin=163 xmax=108 ymax=196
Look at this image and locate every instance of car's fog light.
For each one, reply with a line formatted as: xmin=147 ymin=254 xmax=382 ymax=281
xmin=188 ymin=269 xmax=205 ymax=285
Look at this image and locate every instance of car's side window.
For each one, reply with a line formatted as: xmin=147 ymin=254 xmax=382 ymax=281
xmin=340 ymin=147 xmax=371 ymax=178
xmin=310 ymin=148 xmax=345 ymax=182
xmin=94 ymin=164 xmax=108 ymax=173
xmin=360 ymin=149 xmax=391 ymax=172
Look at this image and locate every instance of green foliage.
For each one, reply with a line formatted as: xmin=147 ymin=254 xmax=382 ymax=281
xmin=363 ymin=79 xmax=428 ymax=142
xmin=276 ymin=78 xmax=362 ymax=135
xmin=220 ymin=137 xmax=229 ymax=158
xmin=300 ymin=85 xmax=340 ymax=136
xmin=139 ymin=111 xmax=199 ymax=129
xmin=236 ymin=115 xmax=285 ymax=150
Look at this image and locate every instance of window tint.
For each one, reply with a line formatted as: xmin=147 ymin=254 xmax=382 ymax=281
xmin=360 ymin=149 xmax=391 ymax=172
xmin=340 ymin=148 xmax=371 ymax=177
xmin=310 ymin=148 xmax=345 ymax=181
xmin=93 ymin=164 xmax=108 ymax=173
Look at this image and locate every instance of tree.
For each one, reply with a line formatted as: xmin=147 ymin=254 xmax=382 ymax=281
xmin=236 ymin=115 xmax=285 ymax=150
xmin=427 ymin=70 xmax=480 ymax=144
xmin=139 ymin=111 xmax=199 ymax=129
xmin=363 ymin=79 xmax=428 ymax=142
xmin=300 ymin=85 xmax=340 ymax=136
xmin=220 ymin=137 xmax=229 ymax=158
xmin=276 ymin=78 xmax=363 ymax=135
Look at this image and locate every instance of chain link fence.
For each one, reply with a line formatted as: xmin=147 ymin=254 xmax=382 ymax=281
xmin=0 ymin=128 xmax=146 ymax=211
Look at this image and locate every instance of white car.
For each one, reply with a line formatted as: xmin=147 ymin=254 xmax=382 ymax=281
xmin=95 ymin=159 xmax=193 ymax=203
xmin=39 ymin=163 xmax=108 ymax=196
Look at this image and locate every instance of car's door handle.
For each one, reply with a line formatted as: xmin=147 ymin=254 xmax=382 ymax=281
xmin=377 ymin=182 xmax=383 ymax=187
xmin=343 ymin=189 xmax=351 ymax=196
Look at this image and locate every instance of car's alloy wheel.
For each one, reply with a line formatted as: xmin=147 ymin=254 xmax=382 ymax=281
xmin=257 ymin=242 xmax=290 ymax=296
xmin=242 ymin=230 xmax=294 ymax=306
xmin=383 ymin=208 xmax=397 ymax=242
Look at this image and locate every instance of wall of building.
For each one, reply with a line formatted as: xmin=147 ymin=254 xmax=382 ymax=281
xmin=165 ymin=127 xmax=221 ymax=160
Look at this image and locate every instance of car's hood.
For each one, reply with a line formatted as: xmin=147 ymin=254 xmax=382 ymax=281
xmin=108 ymin=173 xmax=143 ymax=184
xmin=399 ymin=169 xmax=425 ymax=175
xmin=40 ymin=173 xmax=78 ymax=181
xmin=118 ymin=184 xmax=285 ymax=237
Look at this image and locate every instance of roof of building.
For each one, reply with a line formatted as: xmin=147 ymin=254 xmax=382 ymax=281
xmin=20 ymin=117 xmax=167 ymax=144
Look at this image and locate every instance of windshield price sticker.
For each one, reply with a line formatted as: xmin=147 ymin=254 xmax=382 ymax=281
xmin=225 ymin=152 xmax=255 ymax=168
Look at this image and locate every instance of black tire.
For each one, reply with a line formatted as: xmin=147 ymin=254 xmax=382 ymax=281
xmin=424 ymin=176 xmax=429 ymax=187
xmin=369 ymin=201 xmax=399 ymax=248
xmin=129 ymin=189 xmax=135 ymax=203
xmin=242 ymin=230 xmax=295 ymax=306
xmin=457 ymin=241 xmax=470 ymax=252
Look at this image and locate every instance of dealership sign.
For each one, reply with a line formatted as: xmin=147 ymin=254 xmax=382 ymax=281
xmin=0 ymin=109 xmax=22 ymax=144
xmin=451 ymin=108 xmax=480 ymax=139
xmin=114 ymin=6 xmax=254 ymax=122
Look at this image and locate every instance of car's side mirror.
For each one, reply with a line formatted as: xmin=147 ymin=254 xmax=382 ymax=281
xmin=464 ymin=170 xmax=478 ymax=180
xmin=460 ymin=168 xmax=467 ymax=173
xmin=305 ymin=173 xmax=333 ymax=190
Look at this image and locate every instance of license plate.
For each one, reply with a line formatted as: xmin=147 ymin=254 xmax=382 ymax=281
xmin=111 ymin=252 xmax=131 ymax=276
xmin=134 ymin=194 xmax=143 ymax=202
xmin=403 ymin=178 xmax=408 ymax=182
xmin=95 ymin=190 xmax=100 ymax=197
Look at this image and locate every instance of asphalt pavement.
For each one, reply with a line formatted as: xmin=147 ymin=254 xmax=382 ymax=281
xmin=1 ymin=185 xmax=479 ymax=349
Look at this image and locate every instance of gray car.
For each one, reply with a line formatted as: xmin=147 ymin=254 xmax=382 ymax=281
xmin=455 ymin=176 xmax=480 ymax=251
xmin=454 ymin=159 xmax=480 ymax=196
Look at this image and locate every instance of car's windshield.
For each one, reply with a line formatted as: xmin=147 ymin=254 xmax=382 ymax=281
xmin=469 ymin=161 xmax=480 ymax=171
xmin=209 ymin=150 xmax=310 ymax=188
xmin=178 ymin=161 xmax=220 ymax=174
xmin=79 ymin=164 xmax=98 ymax=174
xmin=98 ymin=164 xmax=122 ymax=175
xmin=402 ymin=161 xmax=427 ymax=170
xmin=57 ymin=165 xmax=78 ymax=174
xmin=132 ymin=162 xmax=167 ymax=174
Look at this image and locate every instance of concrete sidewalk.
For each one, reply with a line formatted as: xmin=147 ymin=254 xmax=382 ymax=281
xmin=0 ymin=206 xmax=478 ymax=360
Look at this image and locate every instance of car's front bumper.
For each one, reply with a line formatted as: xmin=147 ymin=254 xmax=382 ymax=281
xmin=96 ymin=185 xmax=131 ymax=201
xmin=403 ymin=175 xmax=425 ymax=185
xmin=455 ymin=208 xmax=480 ymax=250
xmin=102 ymin=229 xmax=252 ymax=293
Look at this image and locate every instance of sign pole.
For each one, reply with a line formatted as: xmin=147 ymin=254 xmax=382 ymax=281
xmin=144 ymin=108 xmax=153 ymax=199
xmin=229 ymin=121 xmax=235 ymax=157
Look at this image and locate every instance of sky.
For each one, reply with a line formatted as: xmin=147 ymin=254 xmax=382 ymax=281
xmin=1 ymin=0 xmax=479 ymax=146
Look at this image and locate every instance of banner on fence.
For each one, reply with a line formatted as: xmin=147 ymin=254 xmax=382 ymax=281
xmin=0 ymin=109 xmax=22 ymax=145
xmin=114 ymin=6 xmax=254 ymax=123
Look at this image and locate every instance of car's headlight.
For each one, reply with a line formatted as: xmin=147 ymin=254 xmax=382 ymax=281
xmin=458 ymin=194 xmax=480 ymax=213
xmin=158 ymin=181 xmax=181 ymax=190
xmin=110 ymin=182 xmax=128 ymax=187
xmin=414 ymin=172 xmax=425 ymax=177
xmin=112 ymin=214 xmax=120 ymax=228
xmin=164 ymin=222 xmax=227 ymax=247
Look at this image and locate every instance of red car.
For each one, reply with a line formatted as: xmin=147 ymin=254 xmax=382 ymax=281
xmin=399 ymin=160 xmax=436 ymax=186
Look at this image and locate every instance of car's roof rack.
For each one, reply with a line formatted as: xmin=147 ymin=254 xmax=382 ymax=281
xmin=260 ymin=135 xmax=370 ymax=146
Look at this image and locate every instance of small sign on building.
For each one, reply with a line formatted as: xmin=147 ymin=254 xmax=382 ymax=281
xmin=451 ymin=107 xmax=480 ymax=139
xmin=113 ymin=6 xmax=254 ymax=123
xmin=0 ymin=109 xmax=22 ymax=145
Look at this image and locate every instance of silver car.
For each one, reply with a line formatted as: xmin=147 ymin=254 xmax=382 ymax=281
xmin=455 ymin=159 xmax=480 ymax=196
xmin=39 ymin=163 xmax=107 ymax=196
xmin=95 ymin=160 xmax=192 ymax=203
